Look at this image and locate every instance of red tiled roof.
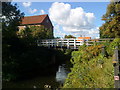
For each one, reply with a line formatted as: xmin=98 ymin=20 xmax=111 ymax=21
xmin=77 ymin=37 xmax=91 ymax=41
xmin=21 ymin=14 xmax=48 ymax=25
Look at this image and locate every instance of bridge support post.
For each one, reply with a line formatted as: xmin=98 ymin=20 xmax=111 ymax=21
xmin=61 ymin=39 xmax=63 ymax=49
xmin=74 ymin=39 xmax=76 ymax=49
xmin=67 ymin=39 xmax=69 ymax=49
xmin=52 ymin=39 xmax=53 ymax=47
xmin=57 ymin=39 xmax=59 ymax=47
xmin=54 ymin=39 xmax=56 ymax=49
xmin=48 ymin=40 xmax=50 ymax=49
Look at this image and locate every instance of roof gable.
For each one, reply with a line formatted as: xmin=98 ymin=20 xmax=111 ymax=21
xmin=21 ymin=14 xmax=48 ymax=25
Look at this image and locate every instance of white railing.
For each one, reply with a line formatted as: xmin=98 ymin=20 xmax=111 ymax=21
xmin=37 ymin=38 xmax=114 ymax=49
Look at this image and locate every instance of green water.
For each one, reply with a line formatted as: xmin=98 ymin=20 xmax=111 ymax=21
xmin=3 ymin=76 xmax=60 ymax=88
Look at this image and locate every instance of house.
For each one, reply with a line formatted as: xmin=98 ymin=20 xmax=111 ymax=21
xmin=18 ymin=14 xmax=53 ymax=37
xmin=77 ymin=37 xmax=91 ymax=41
xmin=77 ymin=37 xmax=91 ymax=40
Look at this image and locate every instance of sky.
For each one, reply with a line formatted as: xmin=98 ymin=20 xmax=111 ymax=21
xmin=12 ymin=1 xmax=110 ymax=39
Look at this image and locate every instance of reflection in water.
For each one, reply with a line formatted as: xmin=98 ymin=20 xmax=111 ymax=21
xmin=56 ymin=64 xmax=69 ymax=84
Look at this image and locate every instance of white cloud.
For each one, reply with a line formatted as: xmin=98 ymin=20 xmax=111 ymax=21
xmin=22 ymin=2 xmax=38 ymax=14
xmin=54 ymin=24 xmax=66 ymax=38
xmin=22 ymin=2 xmax=31 ymax=7
xmin=40 ymin=10 xmax=45 ymax=14
xmin=49 ymin=2 xmax=99 ymax=38
xmin=28 ymin=8 xmax=38 ymax=14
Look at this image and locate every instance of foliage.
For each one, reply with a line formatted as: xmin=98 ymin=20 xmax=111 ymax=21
xmin=99 ymin=1 xmax=120 ymax=38
xmin=2 ymin=2 xmax=24 ymax=39
xmin=64 ymin=35 xmax=76 ymax=38
xmin=106 ymin=38 xmax=120 ymax=56
xmin=3 ymin=45 xmax=57 ymax=81
xmin=2 ymin=2 xmax=60 ymax=82
xmin=2 ymin=2 xmax=24 ymax=81
xmin=17 ymin=25 xmax=53 ymax=46
xmin=18 ymin=25 xmax=53 ymax=39
xmin=2 ymin=2 xmax=70 ymax=82
xmin=63 ymin=40 xmax=116 ymax=88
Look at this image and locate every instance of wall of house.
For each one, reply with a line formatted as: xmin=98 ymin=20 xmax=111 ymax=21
xmin=42 ymin=16 xmax=54 ymax=37
xmin=18 ymin=25 xmax=43 ymax=31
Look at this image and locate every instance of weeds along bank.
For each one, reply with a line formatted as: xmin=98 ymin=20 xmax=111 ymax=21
xmin=63 ymin=38 xmax=120 ymax=88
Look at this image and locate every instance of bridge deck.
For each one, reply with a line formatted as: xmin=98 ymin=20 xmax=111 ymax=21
xmin=37 ymin=38 xmax=114 ymax=49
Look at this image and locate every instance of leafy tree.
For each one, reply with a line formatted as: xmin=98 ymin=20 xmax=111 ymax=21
xmin=2 ymin=2 xmax=24 ymax=81
xmin=99 ymin=1 xmax=120 ymax=38
xmin=2 ymin=2 xmax=56 ymax=81
xmin=17 ymin=25 xmax=53 ymax=45
xmin=64 ymin=35 xmax=76 ymax=38
xmin=2 ymin=2 xmax=24 ymax=38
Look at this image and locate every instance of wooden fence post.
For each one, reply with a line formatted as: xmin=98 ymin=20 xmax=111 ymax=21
xmin=113 ymin=46 xmax=120 ymax=88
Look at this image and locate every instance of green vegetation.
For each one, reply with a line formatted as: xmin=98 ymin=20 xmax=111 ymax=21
xmin=99 ymin=1 xmax=120 ymax=38
xmin=17 ymin=25 xmax=53 ymax=47
xmin=64 ymin=35 xmax=76 ymax=38
xmin=63 ymin=38 xmax=120 ymax=88
xmin=2 ymin=2 xmax=24 ymax=81
xmin=2 ymin=2 xmax=120 ymax=89
xmin=17 ymin=25 xmax=53 ymax=39
xmin=2 ymin=2 xmax=71 ymax=82
xmin=63 ymin=1 xmax=120 ymax=87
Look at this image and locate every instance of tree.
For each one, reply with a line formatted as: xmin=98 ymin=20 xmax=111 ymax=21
xmin=99 ymin=1 xmax=120 ymax=38
xmin=2 ymin=2 xmax=24 ymax=81
xmin=2 ymin=2 xmax=57 ymax=82
xmin=2 ymin=2 xmax=24 ymax=38
xmin=64 ymin=35 xmax=76 ymax=38
xmin=17 ymin=25 xmax=53 ymax=46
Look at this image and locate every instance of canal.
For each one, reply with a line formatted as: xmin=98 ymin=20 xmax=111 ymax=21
xmin=2 ymin=64 xmax=69 ymax=88
xmin=3 ymin=76 xmax=59 ymax=88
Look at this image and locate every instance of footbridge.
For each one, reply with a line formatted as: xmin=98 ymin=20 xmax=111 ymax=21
xmin=37 ymin=38 xmax=114 ymax=49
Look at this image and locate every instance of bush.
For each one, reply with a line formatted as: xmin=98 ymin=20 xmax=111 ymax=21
xmin=63 ymin=40 xmax=116 ymax=88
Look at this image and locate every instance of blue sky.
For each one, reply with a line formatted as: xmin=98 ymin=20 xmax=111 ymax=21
xmin=12 ymin=2 xmax=110 ymax=38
